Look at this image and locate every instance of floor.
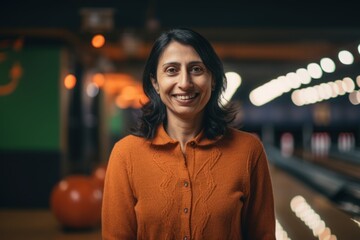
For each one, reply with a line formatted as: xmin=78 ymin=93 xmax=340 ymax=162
xmin=1 ymin=165 xmax=359 ymax=239
xmin=0 ymin=210 xmax=101 ymax=240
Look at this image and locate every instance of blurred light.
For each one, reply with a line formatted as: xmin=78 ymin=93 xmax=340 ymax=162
xmin=10 ymin=62 xmax=22 ymax=79
xmin=349 ymin=91 xmax=360 ymax=105
xmin=132 ymin=99 xmax=143 ymax=109
xmin=64 ymin=74 xmax=76 ymax=89
xmin=320 ymin=57 xmax=336 ymax=73
xmin=286 ymin=72 xmax=301 ymax=89
xmin=291 ymin=90 xmax=303 ymax=106
xmin=296 ymin=68 xmax=311 ymax=84
xmin=319 ymin=83 xmax=332 ymax=100
xmin=93 ymin=189 xmax=103 ymax=200
xmin=342 ymin=77 xmax=355 ymax=93
xmin=92 ymin=73 xmax=105 ymax=87
xmin=92 ymin=34 xmax=106 ymax=48
xmin=312 ymin=220 xmax=325 ymax=237
xmin=291 ymin=78 xmax=356 ymax=106
xmin=356 ymin=75 xmax=360 ymax=88
xmin=0 ymin=62 xmax=23 ymax=96
xmin=80 ymin=8 xmax=115 ymax=32
xmin=146 ymin=17 xmax=161 ymax=32
xmin=307 ymin=63 xmax=323 ymax=79
xmin=358 ymin=44 xmax=360 ymax=54
xmin=115 ymin=94 xmax=132 ymax=109
xmin=13 ymin=38 xmax=24 ymax=51
xmin=352 ymin=218 xmax=360 ymax=227
xmin=121 ymin=32 xmax=141 ymax=56
xmin=319 ymin=228 xmax=332 ymax=240
xmin=338 ymin=50 xmax=354 ymax=65
xmin=89 ymin=13 xmax=101 ymax=26
xmin=328 ymin=82 xmax=338 ymax=97
xmin=335 ymin=80 xmax=346 ymax=95
xmin=249 ymin=81 xmax=282 ymax=106
xmin=86 ymin=83 xmax=99 ymax=97
xmin=121 ymin=85 xmax=138 ymax=101
xmin=139 ymin=94 xmax=149 ymax=105
xmin=94 ymin=167 xmax=106 ymax=180
xmin=308 ymin=87 xmax=319 ymax=103
xmin=277 ymin=76 xmax=291 ymax=93
xmin=290 ymin=195 xmax=305 ymax=211
xmin=70 ymin=190 xmax=80 ymax=202
xmin=249 ymin=68 xmax=312 ymax=106
xmin=221 ymin=72 xmax=242 ymax=105
xmin=59 ymin=181 xmax=68 ymax=191
xmin=276 ymin=220 xmax=291 ymax=240
xmin=290 ymin=195 xmax=336 ymax=239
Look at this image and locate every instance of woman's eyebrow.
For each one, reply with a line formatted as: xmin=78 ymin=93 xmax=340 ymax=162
xmin=162 ymin=61 xmax=204 ymax=67
xmin=161 ymin=62 xmax=181 ymax=67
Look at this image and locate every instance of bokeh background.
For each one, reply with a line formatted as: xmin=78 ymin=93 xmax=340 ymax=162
xmin=1 ymin=1 xmax=360 ymax=239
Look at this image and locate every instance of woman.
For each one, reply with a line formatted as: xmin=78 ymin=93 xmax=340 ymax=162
xmin=102 ymin=28 xmax=276 ymax=240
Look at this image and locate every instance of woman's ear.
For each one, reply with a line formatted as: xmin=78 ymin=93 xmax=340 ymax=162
xmin=151 ymin=77 xmax=159 ymax=94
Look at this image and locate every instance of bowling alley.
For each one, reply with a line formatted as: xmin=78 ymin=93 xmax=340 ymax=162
xmin=1 ymin=1 xmax=360 ymax=239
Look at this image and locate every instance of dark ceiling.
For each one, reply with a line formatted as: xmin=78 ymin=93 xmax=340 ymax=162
xmin=2 ymin=1 xmax=360 ymax=29
xmin=1 ymin=0 xmax=360 ymax=103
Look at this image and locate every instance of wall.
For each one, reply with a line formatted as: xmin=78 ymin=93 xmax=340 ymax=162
xmin=0 ymin=45 xmax=62 ymax=208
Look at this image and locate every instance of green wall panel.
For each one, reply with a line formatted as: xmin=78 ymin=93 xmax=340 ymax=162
xmin=0 ymin=47 xmax=61 ymax=150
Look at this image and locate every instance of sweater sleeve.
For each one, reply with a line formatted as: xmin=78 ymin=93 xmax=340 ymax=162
xmin=241 ymin=142 xmax=276 ymax=240
xmin=102 ymin=141 xmax=137 ymax=240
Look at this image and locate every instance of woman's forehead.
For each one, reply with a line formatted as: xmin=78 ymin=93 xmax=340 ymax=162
xmin=158 ymin=41 xmax=201 ymax=65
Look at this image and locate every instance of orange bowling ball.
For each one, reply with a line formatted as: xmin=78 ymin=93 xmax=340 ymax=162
xmin=50 ymin=175 xmax=102 ymax=229
xmin=91 ymin=163 xmax=107 ymax=190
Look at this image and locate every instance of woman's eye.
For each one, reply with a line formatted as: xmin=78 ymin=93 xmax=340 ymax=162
xmin=191 ymin=66 xmax=204 ymax=74
xmin=166 ymin=67 xmax=178 ymax=75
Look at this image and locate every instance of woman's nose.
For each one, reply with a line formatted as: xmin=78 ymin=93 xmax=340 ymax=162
xmin=178 ymin=71 xmax=193 ymax=89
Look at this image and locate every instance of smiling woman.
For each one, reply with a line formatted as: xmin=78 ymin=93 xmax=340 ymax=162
xmin=134 ymin=28 xmax=235 ymax=141
xmin=101 ymin=28 xmax=276 ymax=240
xmin=151 ymin=41 xmax=214 ymax=143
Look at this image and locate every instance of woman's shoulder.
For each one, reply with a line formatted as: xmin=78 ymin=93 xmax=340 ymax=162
xmin=114 ymin=134 xmax=148 ymax=149
xmin=226 ymin=127 xmax=264 ymax=148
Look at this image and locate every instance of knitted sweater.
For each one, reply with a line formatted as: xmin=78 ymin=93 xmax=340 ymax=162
xmin=102 ymin=125 xmax=276 ymax=240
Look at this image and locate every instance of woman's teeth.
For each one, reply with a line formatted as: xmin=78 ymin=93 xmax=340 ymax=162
xmin=175 ymin=94 xmax=196 ymax=100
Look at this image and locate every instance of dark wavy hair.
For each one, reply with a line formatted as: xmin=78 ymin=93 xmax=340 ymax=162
xmin=132 ymin=28 xmax=236 ymax=139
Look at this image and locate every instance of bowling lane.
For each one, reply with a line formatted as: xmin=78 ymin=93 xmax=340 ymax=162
xmin=270 ymin=164 xmax=360 ymax=239
xmin=292 ymin=147 xmax=360 ymax=223
xmin=267 ymin=143 xmax=360 ymax=238
xmin=298 ymin=149 xmax=360 ymax=181
xmin=329 ymin=147 xmax=360 ymax=166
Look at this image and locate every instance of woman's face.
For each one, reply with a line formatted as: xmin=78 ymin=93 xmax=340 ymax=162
xmin=152 ymin=41 xmax=214 ymax=122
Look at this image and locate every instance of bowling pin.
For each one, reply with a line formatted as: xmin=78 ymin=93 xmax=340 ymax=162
xmin=281 ymin=132 xmax=294 ymax=157
xmin=338 ymin=132 xmax=344 ymax=152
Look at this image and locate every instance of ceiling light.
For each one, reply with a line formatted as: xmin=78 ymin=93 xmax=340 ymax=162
xmin=307 ymin=63 xmax=323 ymax=79
xmin=338 ymin=50 xmax=354 ymax=65
xmin=320 ymin=57 xmax=336 ymax=73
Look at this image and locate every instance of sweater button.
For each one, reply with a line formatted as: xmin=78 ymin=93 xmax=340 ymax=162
xmin=184 ymin=181 xmax=189 ymax=187
xmin=189 ymin=141 xmax=195 ymax=147
xmin=184 ymin=208 xmax=188 ymax=213
xmin=183 ymin=236 xmax=188 ymax=240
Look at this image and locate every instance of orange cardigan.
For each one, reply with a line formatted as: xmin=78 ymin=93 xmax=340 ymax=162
xmin=102 ymin=126 xmax=275 ymax=240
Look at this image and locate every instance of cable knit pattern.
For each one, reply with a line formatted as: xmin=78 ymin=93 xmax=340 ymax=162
xmin=152 ymin=149 xmax=177 ymax=239
xmin=193 ymin=147 xmax=220 ymax=238
xmin=102 ymin=125 xmax=276 ymax=240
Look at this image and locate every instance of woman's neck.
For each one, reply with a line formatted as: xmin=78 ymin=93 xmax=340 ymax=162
xmin=165 ymin=115 xmax=203 ymax=153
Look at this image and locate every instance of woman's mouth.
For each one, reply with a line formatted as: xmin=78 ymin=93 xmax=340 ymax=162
xmin=173 ymin=93 xmax=197 ymax=100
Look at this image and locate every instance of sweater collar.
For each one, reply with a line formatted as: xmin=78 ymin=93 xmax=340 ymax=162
xmin=150 ymin=124 xmax=223 ymax=146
